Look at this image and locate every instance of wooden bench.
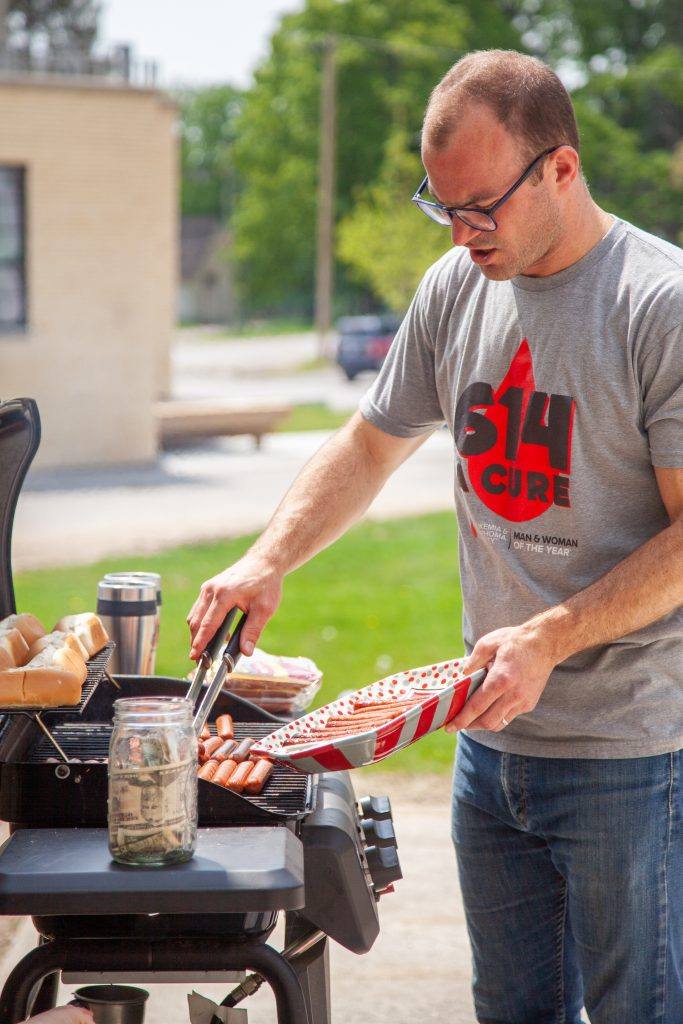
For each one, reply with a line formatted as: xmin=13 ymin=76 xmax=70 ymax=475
xmin=155 ymin=400 xmax=292 ymax=449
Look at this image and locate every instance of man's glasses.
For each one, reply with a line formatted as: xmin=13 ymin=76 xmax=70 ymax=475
xmin=412 ymin=145 xmax=563 ymax=231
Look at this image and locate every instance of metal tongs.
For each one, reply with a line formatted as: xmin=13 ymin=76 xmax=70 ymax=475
xmin=187 ymin=606 xmax=248 ymax=736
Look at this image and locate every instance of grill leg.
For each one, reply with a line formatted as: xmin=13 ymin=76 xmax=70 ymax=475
xmin=0 ymin=936 xmax=310 ymax=1024
xmin=27 ymin=936 xmax=60 ymax=1015
xmin=27 ymin=970 xmax=60 ymax=1015
xmin=0 ymin=940 xmax=61 ymax=1022
xmin=285 ymin=913 xmax=331 ymax=1024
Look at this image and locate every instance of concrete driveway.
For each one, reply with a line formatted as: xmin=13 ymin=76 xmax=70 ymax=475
xmin=171 ymin=329 xmax=368 ymax=410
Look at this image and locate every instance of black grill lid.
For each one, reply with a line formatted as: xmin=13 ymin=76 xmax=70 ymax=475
xmin=0 ymin=397 xmax=41 ymax=618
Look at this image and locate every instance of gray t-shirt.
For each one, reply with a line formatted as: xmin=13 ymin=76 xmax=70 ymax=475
xmin=359 ymin=217 xmax=683 ymax=758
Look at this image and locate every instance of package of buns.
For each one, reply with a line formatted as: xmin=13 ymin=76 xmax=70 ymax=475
xmin=0 ymin=643 xmax=86 ymax=706
xmin=0 ymin=611 xmax=109 ymax=707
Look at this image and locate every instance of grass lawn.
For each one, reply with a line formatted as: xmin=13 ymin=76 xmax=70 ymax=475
xmin=15 ymin=513 xmax=464 ymax=775
xmin=277 ymin=403 xmax=353 ymax=433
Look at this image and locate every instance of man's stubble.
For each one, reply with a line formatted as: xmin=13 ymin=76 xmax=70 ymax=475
xmin=476 ymin=183 xmax=564 ymax=281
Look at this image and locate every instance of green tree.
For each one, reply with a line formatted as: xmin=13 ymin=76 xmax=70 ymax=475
xmin=232 ymin=0 xmax=681 ymax=316
xmin=337 ymin=130 xmax=448 ymax=312
xmin=178 ymin=85 xmax=243 ymax=218
xmin=231 ymin=0 xmax=523 ymax=315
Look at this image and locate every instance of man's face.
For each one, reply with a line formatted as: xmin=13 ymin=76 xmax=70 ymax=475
xmin=422 ymin=103 xmax=563 ymax=279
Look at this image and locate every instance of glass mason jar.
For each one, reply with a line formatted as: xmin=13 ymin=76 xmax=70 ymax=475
xmin=108 ymin=697 xmax=198 ymax=866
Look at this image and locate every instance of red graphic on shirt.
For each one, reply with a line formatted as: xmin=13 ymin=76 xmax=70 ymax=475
xmin=455 ymin=340 xmax=575 ymax=523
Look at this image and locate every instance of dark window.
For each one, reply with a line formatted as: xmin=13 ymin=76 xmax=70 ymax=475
xmin=0 ymin=168 xmax=27 ymax=331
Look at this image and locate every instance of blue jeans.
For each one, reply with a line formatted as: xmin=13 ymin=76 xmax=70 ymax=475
xmin=451 ymin=734 xmax=682 ymax=1024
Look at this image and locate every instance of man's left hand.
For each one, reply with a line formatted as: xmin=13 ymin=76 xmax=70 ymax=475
xmin=444 ymin=624 xmax=558 ymax=733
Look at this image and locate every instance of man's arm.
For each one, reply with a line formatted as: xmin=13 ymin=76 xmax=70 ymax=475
xmin=187 ymin=412 xmax=428 ymax=658
xmin=447 ymin=466 xmax=683 ymax=733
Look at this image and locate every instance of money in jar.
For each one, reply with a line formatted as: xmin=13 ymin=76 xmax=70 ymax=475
xmin=108 ymin=697 xmax=198 ymax=866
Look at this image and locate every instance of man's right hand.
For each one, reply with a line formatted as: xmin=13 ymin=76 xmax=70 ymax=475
xmin=25 ymin=1007 xmax=94 ymax=1024
xmin=187 ymin=554 xmax=283 ymax=660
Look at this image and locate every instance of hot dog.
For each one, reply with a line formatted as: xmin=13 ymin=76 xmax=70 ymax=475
xmin=213 ymin=758 xmax=238 ymax=786
xmin=244 ymin=759 xmax=273 ymax=795
xmin=231 ymin=737 xmax=255 ymax=763
xmin=202 ymin=735 xmax=224 ymax=758
xmin=198 ymin=759 xmax=220 ymax=781
xmin=215 ymin=714 xmax=234 ymax=740
xmin=214 ymin=739 xmax=238 ymax=761
xmin=226 ymin=761 xmax=253 ymax=792
xmin=200 ymin=725 xmax=211 ymax=741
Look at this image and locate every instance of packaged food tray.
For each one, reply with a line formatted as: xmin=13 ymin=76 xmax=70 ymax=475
xmin=251 ymin=657 xmax=485 ymax=773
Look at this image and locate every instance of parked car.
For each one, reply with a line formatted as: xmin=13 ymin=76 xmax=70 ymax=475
xmin=335 ymin=314 xmax=402 ymax=380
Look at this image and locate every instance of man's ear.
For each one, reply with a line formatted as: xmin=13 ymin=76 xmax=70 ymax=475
xmin=550 ymin=146 xmax=580 ymax=194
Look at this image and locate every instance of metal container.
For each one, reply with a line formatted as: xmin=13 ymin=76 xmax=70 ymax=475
xmin=102 ymin=572 xmax=162 ymax=670
xmin=97 ymin=580 xmax=158 ymax=675
xmin=71 ymin=984 xmax=149 ymax=1024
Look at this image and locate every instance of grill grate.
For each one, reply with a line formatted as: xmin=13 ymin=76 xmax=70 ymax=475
xmin=28 ymin=720 xmax=312 ymax=818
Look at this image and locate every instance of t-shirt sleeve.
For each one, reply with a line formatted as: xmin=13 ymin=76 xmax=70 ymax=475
xmin=358 ymin=270 xmax=446 ymax=438
xmin=640 ymin=321 xmax=683 ymax=467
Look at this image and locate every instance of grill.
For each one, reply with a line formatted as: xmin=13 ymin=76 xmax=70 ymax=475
xmin=0 ymin=398 xmax=403 ymax=1024
xmin=21 ymin=702 xmax=313 ymax=823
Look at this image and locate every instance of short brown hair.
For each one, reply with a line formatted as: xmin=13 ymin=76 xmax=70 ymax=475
xmin=423 ymin=50 xmax=580 ymax=169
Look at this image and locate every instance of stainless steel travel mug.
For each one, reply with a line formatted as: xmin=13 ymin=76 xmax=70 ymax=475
xmin=102 ymin=571 xmax=162 ymax=670
xmin=97 ymin=580 xmax=158 ymax=675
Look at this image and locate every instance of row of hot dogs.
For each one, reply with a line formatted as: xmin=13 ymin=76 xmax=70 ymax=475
xmin=196 ymin=713 xmax=274 ymax=795
xmin=280 ymin=693 xmax=426 ymax=750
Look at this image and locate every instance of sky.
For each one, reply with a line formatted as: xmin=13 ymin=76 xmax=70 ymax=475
xmin=99 ymin=0 xmax=302 ymax=89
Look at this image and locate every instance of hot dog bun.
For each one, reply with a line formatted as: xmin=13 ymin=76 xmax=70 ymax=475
xmin=0 ymin=613 xmax=46 ymax=646
xmin=0 ymin=670 xmax=25 ymax=704
xmin=52 ymin=613 xmax=109 ymax=657
xmin=0 ymin=660 xmax=82 ymax=707
xmin=22 ymin=667 xmax=82 ymax=706
xmin=27 ymin=630 xmax=89 ymax=663
xmin=0 ymin=627 xmax=30 ymax=667
xmin=26 ymin=645 xmax=87 ymax=685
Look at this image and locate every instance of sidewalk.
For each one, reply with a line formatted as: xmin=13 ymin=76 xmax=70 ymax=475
xmin=13 ymin=429 xmax=455 ymax=571
xmin=0 ymin=773 xmax=477 ymax=1023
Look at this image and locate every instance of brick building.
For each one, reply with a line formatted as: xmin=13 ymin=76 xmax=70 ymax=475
xmin=0 ymin=75 xmax=177 ymax=469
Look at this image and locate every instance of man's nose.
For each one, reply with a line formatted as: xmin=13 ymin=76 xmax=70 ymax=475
xmin=450 ymin=217 xmax=483 ymax=247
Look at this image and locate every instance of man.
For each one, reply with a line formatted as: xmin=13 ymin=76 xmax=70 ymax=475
xmin=188 ymin=49 xmax=683 ymax=1024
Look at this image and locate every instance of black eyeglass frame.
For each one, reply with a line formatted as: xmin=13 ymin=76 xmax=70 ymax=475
xmin=412 ymin=145 xmax=564 ymax=231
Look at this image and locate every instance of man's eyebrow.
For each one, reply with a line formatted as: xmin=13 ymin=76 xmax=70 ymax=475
xmin=427 ymin=180 xmax=493 ymax=208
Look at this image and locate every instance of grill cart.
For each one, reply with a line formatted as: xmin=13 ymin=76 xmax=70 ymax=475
xmin=0 ymin=398 xmax=402 ymax=1024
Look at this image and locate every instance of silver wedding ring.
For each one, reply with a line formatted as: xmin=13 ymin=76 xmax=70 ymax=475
xmin=501 ymin=716 xmax=509 ymax=727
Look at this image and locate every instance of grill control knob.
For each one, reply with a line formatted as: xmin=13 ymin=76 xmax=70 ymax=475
xmin=360 ymin=816 xmax=396 ymax=848
xmin=365 ymin=843 xmax=402 ymax=889
xmin=359 ymin=794 xmax=392 ymax=821
xmin=364 ymin=843 xmax=402 ymax=890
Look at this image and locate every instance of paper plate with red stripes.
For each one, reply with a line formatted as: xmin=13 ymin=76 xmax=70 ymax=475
xmin=250 ymin=658 xmax=486 ymax=773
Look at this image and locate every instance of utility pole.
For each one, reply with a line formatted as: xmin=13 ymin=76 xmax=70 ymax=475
xmin=0 ymin=0 xmax=8 ymax=60
xmin=314 ymin=34 xmax=337 ymax=359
